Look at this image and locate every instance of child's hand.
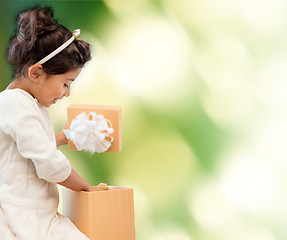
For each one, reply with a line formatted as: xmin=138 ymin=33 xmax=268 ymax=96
xmin=95 ymin=183 xmax=109 ymax=191
xmin=55 ymin=124 xmax=69 ymax=147
xmin=86 ymin=183 xmax=109 ymax=192
xmin=87 ymin=186 xmax=97 ymax=192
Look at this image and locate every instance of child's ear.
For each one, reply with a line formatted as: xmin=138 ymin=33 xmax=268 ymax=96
xmin=28 ymin=64 xmax=45 ymax=82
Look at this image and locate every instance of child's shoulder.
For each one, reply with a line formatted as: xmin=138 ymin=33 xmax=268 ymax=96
xmin=0 ymin=88 xmax=35 ymax=104
xmin=0 ymin=88 xmax=39 ymax=114
xmin=0 ymin=88 xmax=42 ymax=124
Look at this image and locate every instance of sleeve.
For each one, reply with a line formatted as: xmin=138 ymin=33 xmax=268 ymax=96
xmin=0 ymin=91 xmax=71 ymax=183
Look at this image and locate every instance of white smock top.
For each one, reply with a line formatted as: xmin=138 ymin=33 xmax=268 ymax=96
xmin=0 ymin=89 xmax=89 ymax=240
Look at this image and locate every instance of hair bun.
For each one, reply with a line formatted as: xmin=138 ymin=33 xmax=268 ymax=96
xmin=17 ymin=7 xmax=58 ymax=50
xmin=7 ymin=6 xmax=91 ymax=77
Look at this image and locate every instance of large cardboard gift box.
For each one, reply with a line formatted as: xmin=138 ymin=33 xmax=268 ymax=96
xmin=67 ymin=104 xmax=122 ymax=152
xmin=62 ymin=187 xmax=136 ymax=240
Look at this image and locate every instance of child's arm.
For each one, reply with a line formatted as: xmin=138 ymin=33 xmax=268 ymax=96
xmin=55 ymin=131 xmax=67 ymax=147
xmin=58 ymin=168 xmax=96 ymax=192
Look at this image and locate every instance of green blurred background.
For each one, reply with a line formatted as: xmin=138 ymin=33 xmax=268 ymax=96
xmin=1 ymin=0 xmax=287 ymax=239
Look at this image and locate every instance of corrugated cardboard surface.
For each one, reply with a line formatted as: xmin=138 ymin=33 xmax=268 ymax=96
xmin=63 ymin=187 xmax=135 ymax=240
xmin=67 ymin=104 xmax=122 ymax=152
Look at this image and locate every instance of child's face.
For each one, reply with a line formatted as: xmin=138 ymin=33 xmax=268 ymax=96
xmin=35 ymin=68 xmax=82 ymax=107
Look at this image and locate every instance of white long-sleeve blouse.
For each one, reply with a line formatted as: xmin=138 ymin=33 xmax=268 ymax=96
xmin=0 ymin=88 xmax=89 ymax=240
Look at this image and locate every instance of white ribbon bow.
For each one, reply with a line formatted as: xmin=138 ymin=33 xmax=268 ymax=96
xmin=64 ymin=112 xmax=114 ymax=153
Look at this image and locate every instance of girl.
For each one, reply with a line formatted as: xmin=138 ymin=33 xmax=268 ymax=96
xmin=0 ymin=6 xmax=95 ymax=240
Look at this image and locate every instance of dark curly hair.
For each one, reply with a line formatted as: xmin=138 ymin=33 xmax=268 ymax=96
xmin=6 ymin=6 xmax=91 ymax=77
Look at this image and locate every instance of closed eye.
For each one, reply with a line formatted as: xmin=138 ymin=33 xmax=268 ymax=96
xmin=64 ymin=83 xmax=69 ymax=88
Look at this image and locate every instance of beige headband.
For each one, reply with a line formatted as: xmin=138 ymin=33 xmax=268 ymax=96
xmin=36 ymin=29 xmax=81 ymax=65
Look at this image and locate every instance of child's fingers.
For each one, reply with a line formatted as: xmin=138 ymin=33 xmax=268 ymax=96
xmin=97 ymin=183 xmax=109 ymax=191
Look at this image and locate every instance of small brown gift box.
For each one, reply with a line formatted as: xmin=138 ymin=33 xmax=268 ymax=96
xmin=67 ymin=104 xmax=122 ymax=152
xmin=62 ymin=187 xmax=136 ymax=240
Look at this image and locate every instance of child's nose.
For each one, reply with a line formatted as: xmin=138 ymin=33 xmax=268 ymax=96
xmin=64 ymin=88 xmax=70 ymax=97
